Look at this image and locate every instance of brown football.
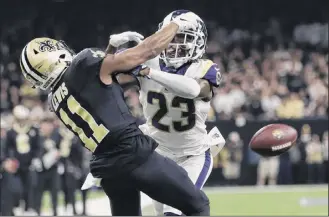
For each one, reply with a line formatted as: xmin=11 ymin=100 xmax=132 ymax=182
xmin=249 ymin=124 xmax=298 ymax=157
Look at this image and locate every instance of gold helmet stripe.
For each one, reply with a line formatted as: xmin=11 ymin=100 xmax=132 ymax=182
xmin=20 ymin=56 xmax=39 ymax=82
xmin=20 ymin=46 xmax=46 ymax=82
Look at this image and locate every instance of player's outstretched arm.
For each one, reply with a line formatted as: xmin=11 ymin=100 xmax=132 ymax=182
xmin=140 ymin=68 xmax=216 ymax=99
xmin=101 ymin=23 xmax=179 ymax=75
xmin=100 ymin=13 xmax=197 ymax=76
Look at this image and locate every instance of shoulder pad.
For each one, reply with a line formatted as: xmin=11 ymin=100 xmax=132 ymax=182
xmin=73 ymin=48 xmax=106 ymax=68
xmin=185 ymin=59 xmax=222 ymax=87
xmin=199 ymin=60 xmax=222 ymax=87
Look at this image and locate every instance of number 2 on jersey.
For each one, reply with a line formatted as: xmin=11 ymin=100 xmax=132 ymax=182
xmin=59 ymin=96 xmax=109 ymax=152
xmin=147 ymin=91 xmax=196 ymax=132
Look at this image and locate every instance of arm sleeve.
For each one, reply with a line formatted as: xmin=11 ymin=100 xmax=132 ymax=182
xmin=148 ymin=68 xmax=201 ymax=99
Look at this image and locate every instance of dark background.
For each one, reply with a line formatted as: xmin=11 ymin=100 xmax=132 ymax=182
xmin=1 ymin=0 xmax=328 ymax=51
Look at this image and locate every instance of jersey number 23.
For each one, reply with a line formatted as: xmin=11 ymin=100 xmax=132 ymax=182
xmin=147 ymin=91 xmax=196 ymax=133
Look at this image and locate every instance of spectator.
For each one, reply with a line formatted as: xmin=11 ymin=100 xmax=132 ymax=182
xmin=306 ymin=134 xmax=324 ymax=183
xmin=257 ymin=156 xmax=280 ymax=186
xmin=276 ymin=93 xmax=304 ymax=119
xmin=322 ymin=131 xmax=328 ymax=183
xmin=220 ymin=132 xmax=243 ymax=185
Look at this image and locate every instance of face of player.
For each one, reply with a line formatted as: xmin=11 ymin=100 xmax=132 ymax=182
xmin=166 ymin=33 xmax=194 ymax=58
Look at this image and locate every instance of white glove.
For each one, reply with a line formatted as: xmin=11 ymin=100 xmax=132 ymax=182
xmin=171 ymin=12 xmax=199 ymax=32
xmin=30 ymin=158 xmax=43 ymax=172
xmin=109 ymin=31 xmax=144 ymax=47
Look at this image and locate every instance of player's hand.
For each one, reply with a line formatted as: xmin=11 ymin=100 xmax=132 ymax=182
xmin=172 ymin=12 xmax=198 ymax=31
xmin=109 ymin=31 xmax=144 ymax=47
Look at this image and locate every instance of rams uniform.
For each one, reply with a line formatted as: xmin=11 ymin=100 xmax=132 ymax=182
xmin=139 ymin=56 xmax=221 ymax=215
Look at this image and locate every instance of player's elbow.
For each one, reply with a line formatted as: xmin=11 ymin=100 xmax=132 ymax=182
xmin=190 ymin=86 xmax=202 ymax=98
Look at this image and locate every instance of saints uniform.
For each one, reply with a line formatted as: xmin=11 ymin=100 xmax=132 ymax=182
xmin=5 ymin=124 xmax=40 ymax=212
xmin=48 ymin=48 xmax=209 ymax=215
xmin=5 ymin=124 xmax=40 ymax=171
xmin=59 ymin=127 xmax=83 ymax=215
xmin=49 ymin=48 xmax=153 ymax=177
xmin=138 ymin=56 xmax=221 ymax=215
xmin=35 ymin=126 xmax=61 ymax=216
xmin=139 ymin=57 xmax=221 ymax=156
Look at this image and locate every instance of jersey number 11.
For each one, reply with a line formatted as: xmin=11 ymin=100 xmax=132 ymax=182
xmin=59 ymin=95 xmax=109 ymax=152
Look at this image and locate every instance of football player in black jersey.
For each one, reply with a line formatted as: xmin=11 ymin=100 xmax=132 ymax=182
xmin=5 ymin=105 xmax=40 ymax=214
xmin=19 ymin=13 xmax=210 ymax=216
xmin=34 ymin=116 xmax=61 ymax=216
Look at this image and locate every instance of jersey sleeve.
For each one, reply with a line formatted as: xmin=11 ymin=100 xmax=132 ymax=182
xmin=66 ymin=48 xmax=106 ymax=87
xmin=200 ymin=60 xmax=222 ymax=88
xmin=77 ymin=48 xmax=106 ymax=68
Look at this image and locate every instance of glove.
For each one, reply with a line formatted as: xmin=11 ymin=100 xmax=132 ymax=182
xmin=172 ymin=12 xmax=199 ymax=32
xmin=30 ymin=158 xmax=43 ymax=172
xmin=109 ymin=31 xmax=144 ymax=47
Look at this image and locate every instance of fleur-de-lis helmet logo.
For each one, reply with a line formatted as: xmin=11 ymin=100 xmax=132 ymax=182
xmin=38 ymin=40 xmax=56 ymax=52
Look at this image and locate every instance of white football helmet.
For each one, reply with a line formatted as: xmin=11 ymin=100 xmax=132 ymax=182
xmin=19 ymin=37 xmax=74 ymax=90
xmin=159 ymin=10 xmax=208 ymax=68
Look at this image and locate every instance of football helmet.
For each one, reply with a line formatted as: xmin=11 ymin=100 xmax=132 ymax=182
xmin=12 ymin=105 xmax=30 ymax=127
xmin=19 ymin=37 xmax=74 ymax=90
xmin=159 ymin=10 xmax=208 ymax=68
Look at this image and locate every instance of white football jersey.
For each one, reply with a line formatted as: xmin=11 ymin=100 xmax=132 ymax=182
xmin=138 ymin=57 xmax=221 ymax=157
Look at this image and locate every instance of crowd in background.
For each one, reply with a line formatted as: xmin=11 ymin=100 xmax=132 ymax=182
xmin=0 ymin=0 xmax=328 ymax=216
xmin=1 ymin=16 xmax=327 ymax=122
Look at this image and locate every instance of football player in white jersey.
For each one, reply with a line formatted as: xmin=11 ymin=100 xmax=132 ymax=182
xmin=82 ymin=10 xmax=225 ymax=215
xmin=133 ymin=10 xmax=224 ymax=216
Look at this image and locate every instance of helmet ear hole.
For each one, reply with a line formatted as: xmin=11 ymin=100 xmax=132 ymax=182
xmin=59 ymin=54 xmax=66 ymax=59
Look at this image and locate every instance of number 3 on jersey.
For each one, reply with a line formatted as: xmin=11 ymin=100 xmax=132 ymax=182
xmin=147 ymin=91 xmax=196 ymax=132
xmin=59 ymin=96 xmax=109 ymax=152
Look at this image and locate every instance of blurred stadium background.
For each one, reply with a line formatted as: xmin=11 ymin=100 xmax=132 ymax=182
xmin=0 ymin=0 xmax=328 ymax=215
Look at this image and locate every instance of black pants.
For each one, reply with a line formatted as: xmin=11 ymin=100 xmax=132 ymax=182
xmin=35 ymin=168 xmax=60 ymax=215
xmin=79 ymin=174 xmax=89 ymax=215
xmin=0 ymin=173 xmax=22 ymax=215
xmin=307 ymin=163 xmax=324 ymax=184
xmin=101 ymin=151 xmax=210 ymax=216
xmin=62 ymin=172 xmax=78 ymax=214
xmin=16 ymin=169 xmax=35 ymax=211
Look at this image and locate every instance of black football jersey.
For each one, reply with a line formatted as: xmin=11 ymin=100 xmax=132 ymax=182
xmin=49 ymin=48 xmax=142 ymax=154
xmin=39 ymin=128 xmax=62 ymax=171
xmin=5 ymin=124 xmax=40 ymax=170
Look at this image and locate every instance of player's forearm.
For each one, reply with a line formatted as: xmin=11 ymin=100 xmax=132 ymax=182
xmin=102 ymin=23 xmax=179 ymax=74
xmin=148 ymin=68 xmax=201 ymax=99
xmin=140 ymin=22 xmax=179 ymax=60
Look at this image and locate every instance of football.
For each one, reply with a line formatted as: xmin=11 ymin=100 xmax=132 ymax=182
xmin=249 ymin=124 xmax=298 ymax=157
